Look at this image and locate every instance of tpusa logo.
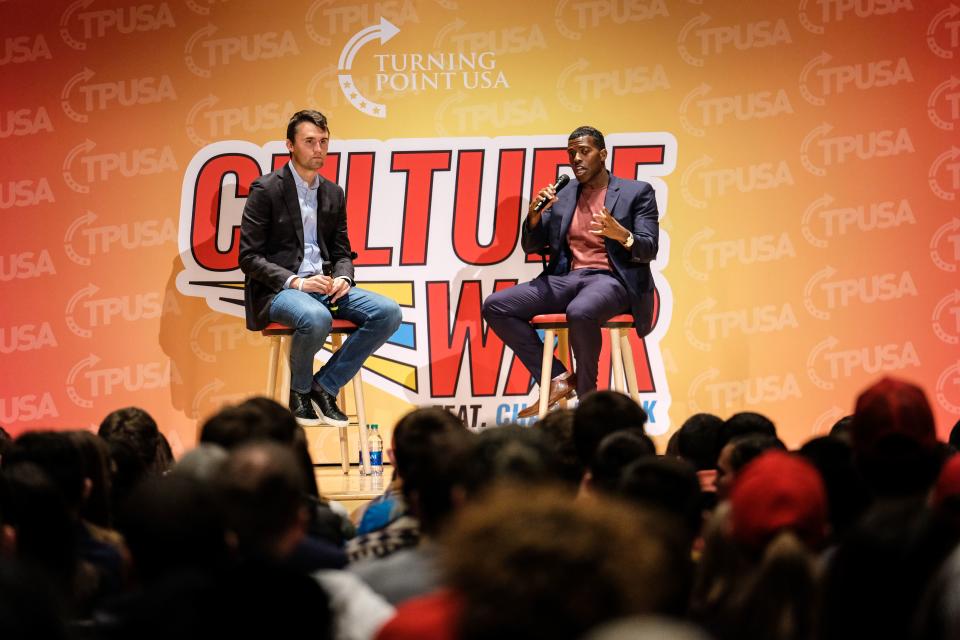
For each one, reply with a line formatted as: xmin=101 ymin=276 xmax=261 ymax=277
xmin=680 ymin=155 xmax=793 ymax=208
xmin=682 ymin=229 xmax=795 ymax=281
xmin=554 ymin=0 xmax=668 ymax=40
xmin=927 ymin=4 xmax=960 ymax=59
xmin=800 ymin=123 xmax=914 ymax=176
xmin=803 ymin=268 xmax=917 ymax=320
xmin=676 ymin=13 xmax=791 ymax=67
xmin=176 ymin=132 xmax=676 ymax=432
xmin=59 ymin=0 xmax=175 ymax=51
xmin=61 ymin=67 xmax=177 ymax=123
xmin=189 ymin=311 xmax=266 ymax=363
xmin=930 ymin=218 xmax=960 ymax=272
xmin=806 ymin=336 xmax=920 ymax=391
xmin=63 ymin=210 xmax=176 ymax=266
xmin=932 ymin=290 xmax=960 ymax=345
xmin=686 ymin=368 xmax=801 ymax=414
xmin=186 ymin=94 xmax=298 ymax=146
xmin=929 ymin=146 xmax=960 ymax=201
xmin=679 ymin=83 xmax=792 ymax=136
xmin=801 ymin=194 xmax=915 ymax=248
xmin=684 ymin=299 xmax=798 ymax=352
xmin=184 ymin=24 xmax=300 ymax=78
xmin=557 ymin=59 xmax=669 ymax=113
xmin=799 ymin=52 xmax=913 ymax=106
xmin=336 ymin=18 xmax=510 ymax=118
xmin=798 ymin=0 xmax=914 ymax=34
xmin=65 ymin=284 xmax=165 ymax=338
xmin=62 ymin=140 xmax=178 ymax=193
xmin=66 ymin=354 xmax=180 ymax=408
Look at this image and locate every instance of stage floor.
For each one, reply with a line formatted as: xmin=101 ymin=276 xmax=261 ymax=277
xmin=316 ymin=465 xmax=389 ymax=514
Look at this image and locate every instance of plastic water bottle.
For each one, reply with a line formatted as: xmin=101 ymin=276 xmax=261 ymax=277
xmin=368 ymin=424 xmax=384 ymax=476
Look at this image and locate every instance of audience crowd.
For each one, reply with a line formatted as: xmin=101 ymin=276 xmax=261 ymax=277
xmin=1 ymin=376 xmax=959 ymax=640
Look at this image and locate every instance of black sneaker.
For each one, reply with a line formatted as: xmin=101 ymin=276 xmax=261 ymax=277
xmin=289 ymin=390 xmax=321 ymax=426
xmin=310 ymin=384 xmax=349 ymax=428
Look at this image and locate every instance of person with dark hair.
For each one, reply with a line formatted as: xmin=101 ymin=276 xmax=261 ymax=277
xmin=617 ymin=456 xmax=704 ymax=544
xmin=351 ymin=422 xmax=474 ymax=605
xmin=719 ymin=411 xmax=777 ymax=449
xmin=797 ymin=435 xmax=870 ymax=541
xmin=239 ymin=109 xmax=402 ymax=427
xmin=454 ymin=424 xmax=561 ymax=499
xmin=583 ymin=428 xmax=655 ymax=496
xmin=849 ymin=377 xmax=946 ymax=499
xmin=671 ymin=412 xmax=724 ymax=512
xmin=201 ymin=398 xmax=353 ymax=548
xmin=714 ymin=433 xmax=786 ymax=501
xmin=482 ymin=125 xmax=660 ymax=417
xmin=98 ymin=407 xmax=162 ymax=474
xmin=4 ymin=432 xmax=125 ymax=609
xmin=348 ymin=408 xmax=467 ymax=562
xmin=692 ymin=451 xmax=828 ymax=640
xmin=531 ymin=408 xmax=583 ymax=490
xmin=572 ymin=390 xmax=648 ymax=468
xmin=378 ymin=485 xmax=690 ymax=640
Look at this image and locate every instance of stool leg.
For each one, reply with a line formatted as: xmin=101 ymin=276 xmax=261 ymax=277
xmin=557 ymin=329 xmax=571 ymax=410
xmin=329 ymin=334 xmax=350 ymax=475
xmin=621 ymin=332 xmax=641 ymax=403
xmin=538 ymin=328 xmax=556 ymax=419
xmin=609 ymin=328 xmax=626 ymax=394
xmin=266 ymin=336 xmax=280 ymax=400
xmin=353 ymin=373 xmax=370 ymax=476
xmin=278 ymin=336 xmax=292 ymax=402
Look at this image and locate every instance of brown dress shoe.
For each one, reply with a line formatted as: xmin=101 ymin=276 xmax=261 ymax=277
xmin=517 ymin=371 xmax=577 ymax=419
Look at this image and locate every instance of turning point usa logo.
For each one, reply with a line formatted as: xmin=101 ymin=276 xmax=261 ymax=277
xmin=175 ymin=133 xmax=676 ymax=432
xmin=337 ymin=18 xmax=511 ymax=118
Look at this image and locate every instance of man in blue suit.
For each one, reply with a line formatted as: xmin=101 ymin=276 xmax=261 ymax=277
xmin=482 ymin=126 xmax=659 ymax=418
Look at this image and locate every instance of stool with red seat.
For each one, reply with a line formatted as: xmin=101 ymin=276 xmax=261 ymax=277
xmin=262 ymin=320 xmax=370 ymax=474
xmin=529 ymin=313 xmax=641 ymax=419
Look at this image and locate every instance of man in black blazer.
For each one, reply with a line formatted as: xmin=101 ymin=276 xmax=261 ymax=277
xmin=239 ymin=110 xmax=401 ymax=426
xmin=482 ymin=126 xmax=659 ymax=418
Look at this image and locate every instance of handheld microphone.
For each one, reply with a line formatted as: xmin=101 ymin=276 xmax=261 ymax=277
xmin=532 ymin=174 xmax=571 ymax=213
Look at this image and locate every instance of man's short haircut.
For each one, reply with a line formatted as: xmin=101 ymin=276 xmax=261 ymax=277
xmin=568 ymin=125 xmax=606 ymax=150
xmin=286 ymin=109 xmax=328 ymax=142
xmin=98 ymin=406 xmax=160 ymax=471
xmin=720 ymin=411 xmax=777 ymax=448
xmin=573 ymin=390 xmax=647 ymax=467
xmin=675 ymin=413 xmax=725 ymax=471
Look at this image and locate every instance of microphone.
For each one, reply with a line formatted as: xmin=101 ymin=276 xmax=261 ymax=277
xmin=532 ymin=174 xmax=571 ymax=213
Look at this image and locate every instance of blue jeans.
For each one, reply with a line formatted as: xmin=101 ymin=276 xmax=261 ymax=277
xmin=269 ymin=287 xmax=402 ymax=395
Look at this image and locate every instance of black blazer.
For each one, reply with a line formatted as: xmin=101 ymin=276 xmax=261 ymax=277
xmin=520 ymin=173 xmax=659 ymax=336
xmin=239 ymin=163 xmax=354 ymax=331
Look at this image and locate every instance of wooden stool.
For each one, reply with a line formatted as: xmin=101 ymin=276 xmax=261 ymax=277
xmin=529 ymin=313 xmax=641 ymax=419
xmin=262 ymin=320 xmax=370 ymax=475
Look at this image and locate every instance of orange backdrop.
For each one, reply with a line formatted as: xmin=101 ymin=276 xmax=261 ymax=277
xmin=1 ymin=0 xmax=958 ymax=455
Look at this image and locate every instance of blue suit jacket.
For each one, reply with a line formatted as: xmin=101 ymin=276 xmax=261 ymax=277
xmin=520 ymin=173 xmax=659 ymax=336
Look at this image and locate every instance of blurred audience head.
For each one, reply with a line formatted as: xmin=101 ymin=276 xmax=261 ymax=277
xmin=574 ymin=390 xmax=647 ymax=468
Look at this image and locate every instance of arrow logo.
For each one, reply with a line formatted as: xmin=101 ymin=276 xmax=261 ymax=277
xmin=801 ymin=193 xmax=834 ymax=248
xmin=806 ymin=336 xmax=839 ymax=390
xmin=929 ymin=146 xmax=960 ymax=201
xmin=64 ymin=210 xmax=97 ymax=265
xmin=799 ymin=51 xmax=831 ymax=106
xmin=677 ymin=13 xmax=710 ymax=67
xmin=185 ymin=23 xmax=217 ymax=78
xmin=554 ymin=0 xmax=580 ymax=41
xmin=61 ymin=67 xmax=95 ymax=123
xmin=679 ymin=83 xmax=711 ymax=136
xmin=927 ymin=76 xmax=960 ymax=131
xmin=338 ymin=18 xmax=400 ymax=118
xmin=798 ymin=0 xmax=825 ymax=35
xmin=62 ymin=138 xmax=96 ymax=193
xmin=66 ymin=353 xmax=101 ymax=407
xmin=930 ymin=217 xmax=960 ymax=272
xmin=59 ymin=0 xmax=94 ymax=50
xmin=927 ymin=4 xmax=960 ymax=59
xmin=803 ymin=265 xmax=836 ymax=320
xmin=556 ymin=58 xmax=589 ymax=113
xmin=800 ymin=122 xmax=833 ymax=176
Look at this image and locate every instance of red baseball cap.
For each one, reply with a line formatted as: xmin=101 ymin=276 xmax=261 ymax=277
xmin=851 ymin=377 xmax=936 ymax=454
xmin=730 ymin=450 xmax=828 ymax=550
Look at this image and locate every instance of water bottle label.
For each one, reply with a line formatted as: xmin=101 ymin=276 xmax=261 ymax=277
xmin=370 ymin=450 xmax=383 ymax=467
